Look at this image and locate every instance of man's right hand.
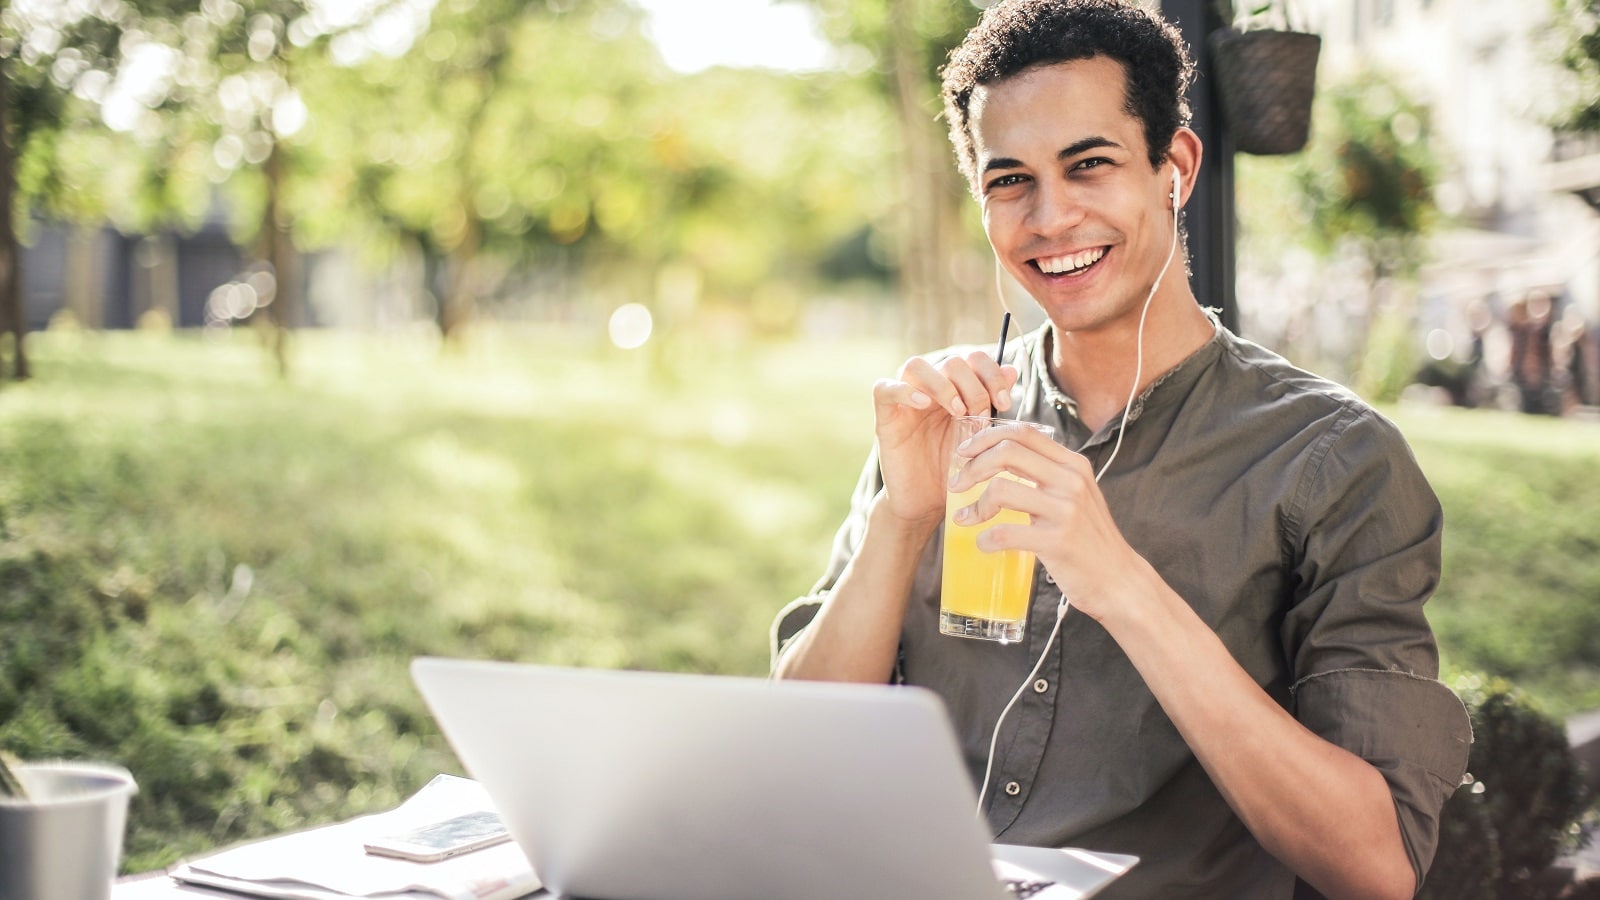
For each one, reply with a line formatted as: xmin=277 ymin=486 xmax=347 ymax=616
xmin=870 ymin=350 xmax=1020 ymax=528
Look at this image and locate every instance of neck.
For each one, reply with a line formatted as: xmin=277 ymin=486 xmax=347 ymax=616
xmin=1048 ymin=292 xmax=1213 ymax=431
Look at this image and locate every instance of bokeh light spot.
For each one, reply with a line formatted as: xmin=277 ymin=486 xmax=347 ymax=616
xmin=608 ymin=303 xmax=653 ymax=350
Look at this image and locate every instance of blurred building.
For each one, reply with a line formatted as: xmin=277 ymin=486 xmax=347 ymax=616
xmin=1310 ymin=0 xmax=1600 ymax=408
xmin=22 ymin=218 xmax=244 ymax=332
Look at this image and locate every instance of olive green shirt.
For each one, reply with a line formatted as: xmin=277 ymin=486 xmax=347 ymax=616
xmin=772 ymin=322 xmax=1471 ymax=898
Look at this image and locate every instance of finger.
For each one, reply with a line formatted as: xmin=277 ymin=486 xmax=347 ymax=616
xmin=936 ymin=356 xmax=992 ymax=420
xmin=952 ymin=444 xmax=1099 ymax=510
xmin=900 ymin=357 xmax=967 ymax=417
xmin=872 ymin=377 xmax=934 ymax=415
xmin=954 ymin=423 xmax=1077 ymax=490
xmin=955 ymin=432 xmax=1085 ymax=490
xmin=957 ymin=420 xmax=1064 ymax=457
xmin=975 ymin=521 xmax=1032 ymax=554
xmin=951 ymin=473 xmax=1056 ymax=528
xmin=960 ymin=350 xmax=1021 ymax=413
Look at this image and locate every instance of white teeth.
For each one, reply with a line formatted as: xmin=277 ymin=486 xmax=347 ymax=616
xmin=1037 ymin=247 xmax=1106 ymax=275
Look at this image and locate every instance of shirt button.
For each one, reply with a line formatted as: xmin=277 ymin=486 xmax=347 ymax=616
xmin=1005 ymin=781 xmax=1021 ymax=796
xmin=1033 ymin=679 xmax=1048 ymax=693
xmin=1044 ymin=571 xmax=1056 ymax=585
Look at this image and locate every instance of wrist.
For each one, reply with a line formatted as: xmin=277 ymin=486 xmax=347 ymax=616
xmin=1078 ymin=551 xmax=1171 ymax=635
xmin=868 ymin=489 xmax=942 ymax=546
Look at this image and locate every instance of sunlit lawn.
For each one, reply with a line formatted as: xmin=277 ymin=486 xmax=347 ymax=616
xmin=0 ymin=324 xmax=900 ymax=870
xmin=0 ymin=325 xmax=1596 ymax=872
xmin=1391 ymin=403 xmax=1600 ymax=716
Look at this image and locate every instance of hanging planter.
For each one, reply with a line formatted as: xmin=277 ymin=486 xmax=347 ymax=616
xmin=1208 ymin=1 xmax=1321 ymax=156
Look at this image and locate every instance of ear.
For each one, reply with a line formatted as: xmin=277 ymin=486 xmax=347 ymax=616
xmin=1164 ymin=126 xmax=1202 ymax=210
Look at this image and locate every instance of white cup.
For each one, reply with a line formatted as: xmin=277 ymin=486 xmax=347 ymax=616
xmin=0 ymin=761 xmax=138 ymax=900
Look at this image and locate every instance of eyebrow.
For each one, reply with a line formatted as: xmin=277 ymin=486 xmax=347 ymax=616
xmin=979 ymin=135 xmax=1125 ymax=175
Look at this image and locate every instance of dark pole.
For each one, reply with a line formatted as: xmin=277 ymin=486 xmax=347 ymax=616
xmin=1162 ymin=0 xmax=1238 ymax=335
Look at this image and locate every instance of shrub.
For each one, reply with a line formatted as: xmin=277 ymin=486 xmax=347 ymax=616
xmin=1421 ymin=678 xmax=1596 ymax=899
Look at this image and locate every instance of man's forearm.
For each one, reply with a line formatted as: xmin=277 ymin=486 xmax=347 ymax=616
xmin=773 ymin=492 xmax=938 ymax=683
xmin=1104 ymin=562 xmax=1416 ymax=900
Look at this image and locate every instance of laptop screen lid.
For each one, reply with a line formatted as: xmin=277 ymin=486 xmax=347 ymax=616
xmin=410 ymin=657 xmax=1013 ymax=900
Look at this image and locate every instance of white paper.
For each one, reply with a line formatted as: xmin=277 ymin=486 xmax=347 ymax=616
xmin=990 ymin=844 xmax=1139 ymax=900
xmin=170 ymin=775 xmax=541 ymax=900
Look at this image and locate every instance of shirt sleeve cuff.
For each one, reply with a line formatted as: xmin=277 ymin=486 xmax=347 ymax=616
xmin=1291 ymin=668 xmax=1472 ymax=890
xmin=769 ymin=596 xmax=823 ymax=674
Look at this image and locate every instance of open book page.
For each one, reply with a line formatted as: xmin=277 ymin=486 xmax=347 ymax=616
xmin=170 ymin=775 xmax=541 ymax=900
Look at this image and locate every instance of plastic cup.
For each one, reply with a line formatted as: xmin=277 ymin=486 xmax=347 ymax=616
xmin=0 ymin=761 xmax=138 ymax=900
xmin=938 ymin=416 xmax=1054 ymax=643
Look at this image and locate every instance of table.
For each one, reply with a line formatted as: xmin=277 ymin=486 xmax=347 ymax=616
xmin=113 ymin=871 xmax=550 ymax=899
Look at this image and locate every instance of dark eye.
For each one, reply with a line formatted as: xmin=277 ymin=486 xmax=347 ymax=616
xmin=1073 ymin=157 xmax=1112 ymax=172
xmin=983 ymin=173 xmax=1028 ymax=193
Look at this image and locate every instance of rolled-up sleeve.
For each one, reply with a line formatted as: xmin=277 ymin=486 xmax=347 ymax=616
xmin=769 ymin=451 xmax=884 ymax=671
xmin=1294 ymin=669 xmax=1471 ymax=888
xmin=1282 ymin=409 xmax=1472 ymax=886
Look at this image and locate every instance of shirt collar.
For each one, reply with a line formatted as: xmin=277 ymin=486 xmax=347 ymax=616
xmin=1026 ymin=314 xmax=1226 ymax=441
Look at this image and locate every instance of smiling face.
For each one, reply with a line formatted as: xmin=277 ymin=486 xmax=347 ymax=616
xmin=972 ymin=56 xmax=1190 ymax=337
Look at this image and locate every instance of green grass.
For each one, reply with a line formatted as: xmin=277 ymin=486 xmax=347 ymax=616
xmin=1 ymin=328 xmax=1597 ymax=872
xmin=0 ymin=326 xmax=897 ymax=871
xmin=1390 ymin=404 xmax=1600 ymax=718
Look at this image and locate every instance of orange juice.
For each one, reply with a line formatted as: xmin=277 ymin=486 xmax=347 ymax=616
xmin=939 ymin=474 xmax=1036 ymax=642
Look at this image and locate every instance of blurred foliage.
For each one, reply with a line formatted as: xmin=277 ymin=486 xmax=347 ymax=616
xmin=1353 ymin=300 xmax=1419 ymax=403
xmin=1420 ymin=678 xmax=1595 ymax=900
xmin=1237 ymin=68 xmax=1442 ymax=266
xmin=4 ymin=0 xmax=914 ymax=343
xmin=1211 ymin=0 xmax=1313 ymax=33
xmin=1292 ymin=69 xmax=1441 ymax=277
xmin=1235 ymin=68 xmax=1443 ymax=393
xmin=793 ymin=0 xmax=989 ymax=349
xmin=1551 ymin=0 xmax=1600 ymax=133
xmin=292 ymin=4 xmax=897 ymax=323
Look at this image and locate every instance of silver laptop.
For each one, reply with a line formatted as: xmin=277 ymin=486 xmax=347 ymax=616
xmin=410 ymin=657 xmax=1135 ymax=900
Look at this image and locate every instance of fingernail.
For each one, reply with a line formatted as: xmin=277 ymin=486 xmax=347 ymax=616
xmin=995 ymin=393 xmax=1011 ymax=412
xmin=950 ymin=397 xmax=968 ymax=416
xmin=953 ymin=506 xmax=972 ymax=524
xmin=910 ymin=391 xmax=931 ymax=408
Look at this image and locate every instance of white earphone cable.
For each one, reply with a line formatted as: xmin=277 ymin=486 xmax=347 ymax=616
xmin=975 ymin=166 xmax=1182 ymax=819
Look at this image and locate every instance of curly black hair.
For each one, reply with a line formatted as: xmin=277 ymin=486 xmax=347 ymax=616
xmin=940 ymin=0 xmax=1195 ymax=192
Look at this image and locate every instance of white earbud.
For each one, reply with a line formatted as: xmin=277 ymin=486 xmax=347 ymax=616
xmin=1170 ymin=167 xmax=1180 ymax=208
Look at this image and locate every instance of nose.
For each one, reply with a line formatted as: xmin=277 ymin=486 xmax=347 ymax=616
xmin=1024 ymin=178 xmax=1087 ymax=238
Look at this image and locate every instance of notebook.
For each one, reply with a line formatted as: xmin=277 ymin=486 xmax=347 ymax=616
xmin=409 ymin=657 xmax=1136 ymax=900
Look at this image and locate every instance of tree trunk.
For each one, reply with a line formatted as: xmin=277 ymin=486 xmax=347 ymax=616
xmin=888 ymin=0 xmax=943 ymax=352
xmin=0 ymin=59 xmax=28 ymax=380
xmin=438 ymin=215 xmax=481 ymax=343
xmin=887 ymin=0 xmax=991 ymax=353
xmin=65 ymin=225 xmax=103 ymax=329
xmin=259 ymin=140 xmax=297 ymax=378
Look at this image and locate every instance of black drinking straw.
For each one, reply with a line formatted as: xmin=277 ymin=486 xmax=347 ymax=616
xmin=990 ymin=311 xmax=1012 ymax=418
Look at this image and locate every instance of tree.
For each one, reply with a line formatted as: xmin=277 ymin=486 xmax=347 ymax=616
xmin=293 ymin=0 xmax=895 ymax=342
xmin=1236 ymin=69 xmax=1441 ymax=396
xmin=3 ymin=1 xmax=426 ymax=378
xmin=134 ymin=0 xmax=430 ymax=374
xmin=292 ymin=0 xmax=659 ymax=341
xmin=1552 ymin=0 xmax=1600 ymax=133
xmin=793 ymin=0 xmax=986 ymax=350
xmin=0 ymin=0 xmax=144 ymax=380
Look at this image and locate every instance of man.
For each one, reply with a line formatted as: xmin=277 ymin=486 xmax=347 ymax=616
xmin=770 ymin=1 xmax=1471 ymax=897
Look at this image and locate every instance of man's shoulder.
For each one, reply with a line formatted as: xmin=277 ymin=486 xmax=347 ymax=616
xmin=1214 ymin=329 xmax=1356 ymax=402
xmin=1206 ymin=329 xmax=1418 ymax=455
xmin=1212 ymin=330 xmax=1380 ymax=418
